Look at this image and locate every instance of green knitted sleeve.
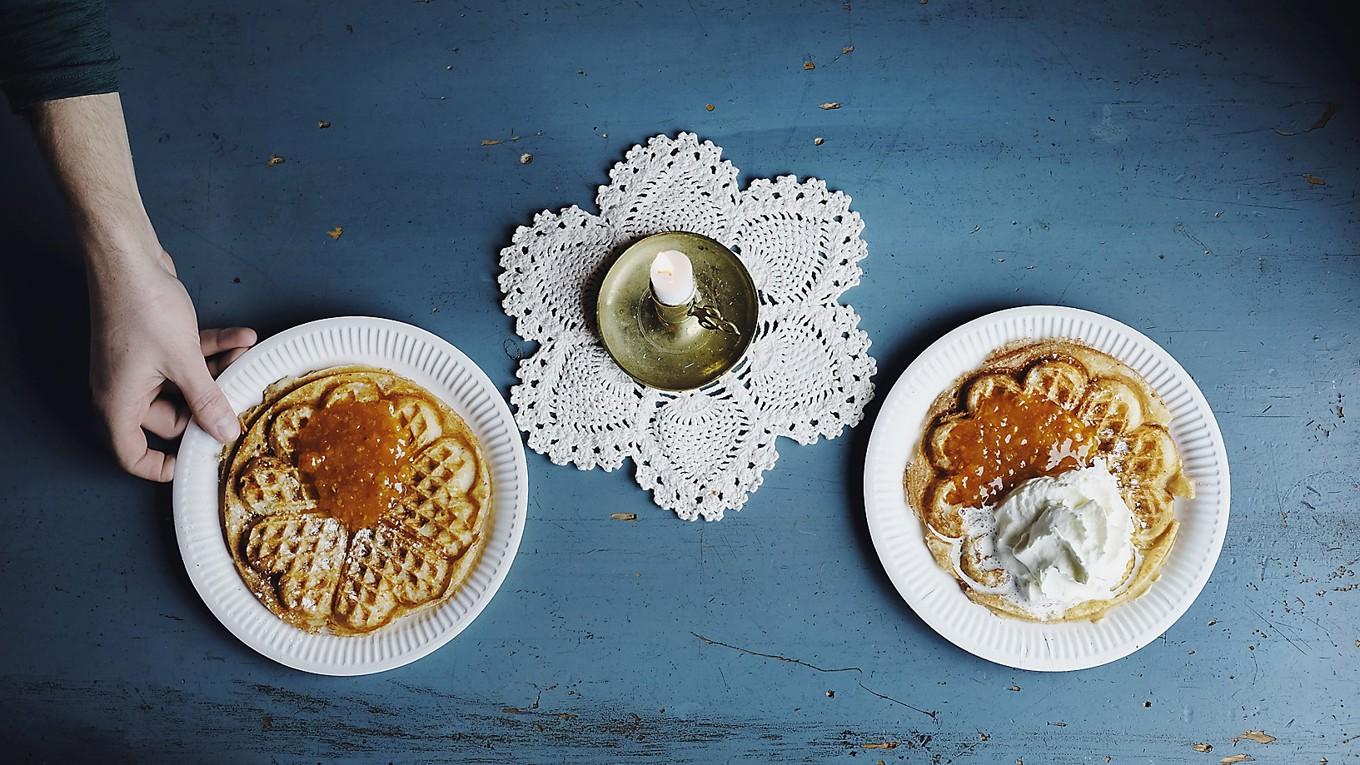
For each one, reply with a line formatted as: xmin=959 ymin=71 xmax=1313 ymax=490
xmin=0 ymin=0 xmax=118 ymax=112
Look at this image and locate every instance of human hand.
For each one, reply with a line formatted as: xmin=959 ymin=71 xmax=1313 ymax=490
xmin=87 ymin=240 xmax=255 ymax=481
xmin=29 ymin=94 xmax=256 ymax=480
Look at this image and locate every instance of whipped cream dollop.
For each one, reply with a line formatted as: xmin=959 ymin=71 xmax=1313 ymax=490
xmin=988 ymin=460 xmax=1135 ymax=616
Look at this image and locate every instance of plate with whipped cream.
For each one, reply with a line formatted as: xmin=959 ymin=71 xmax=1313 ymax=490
xmin=864 ymin=306 xmax=1229 ymax=670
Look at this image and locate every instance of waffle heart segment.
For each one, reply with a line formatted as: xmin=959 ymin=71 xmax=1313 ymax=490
xmin=244 ymin=514 xmax=347 ymax=629
xmin=387 ymin=437 xmax=485 ymax=558
xmin=333 ymin=524 xmax=455 ymax=633
xmin=238 ymin=456 xmax=317 ymax=515
xmin=395 ymin=395 xmax=444 ymax=451
xmin=267 ymin=404 xmax=315 ymax=460
xmin=1023 ymin=358 xmax=1088 ymax=410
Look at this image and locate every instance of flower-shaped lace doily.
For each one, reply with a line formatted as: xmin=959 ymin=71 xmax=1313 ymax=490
xmin=498 ymin=132 xmax=876 ymax=520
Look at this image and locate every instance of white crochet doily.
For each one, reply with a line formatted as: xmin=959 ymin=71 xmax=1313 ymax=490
xmin=498 ymin=132 xmax=876 ymax=521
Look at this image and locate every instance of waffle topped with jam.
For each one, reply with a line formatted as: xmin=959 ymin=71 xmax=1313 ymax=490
xmin=904 ymin=340 xmax=1194 ymax=622
xmin=222 ymin=366 xmax=491 ymax=635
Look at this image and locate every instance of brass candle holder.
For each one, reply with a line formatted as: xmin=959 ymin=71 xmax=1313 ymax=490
xmin=597 ymin=232 xmax=759 ymax=391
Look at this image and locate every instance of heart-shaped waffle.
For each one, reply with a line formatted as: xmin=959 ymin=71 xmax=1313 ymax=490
xmin=222 ymin=366 xmax=492 ymax=635
xmin=905 ymin=340 xmax=1193 ymax=622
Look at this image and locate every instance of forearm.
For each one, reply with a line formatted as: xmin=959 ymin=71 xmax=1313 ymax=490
xmin=9 ymin=9 xmax=252 ymax=479
xmin=30 ymin=93 xmax=164 ymax=280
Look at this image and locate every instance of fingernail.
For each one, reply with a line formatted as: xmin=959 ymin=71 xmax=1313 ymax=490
xmin=215 ymin=416 xmax=241 ymax=441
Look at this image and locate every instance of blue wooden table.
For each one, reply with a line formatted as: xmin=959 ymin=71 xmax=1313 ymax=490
xmin=2 ymin=1 xmax=1356 ymax=762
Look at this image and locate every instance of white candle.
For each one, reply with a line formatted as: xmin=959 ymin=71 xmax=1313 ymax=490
xmin=648 ymin=249 xmax=695 ymax=306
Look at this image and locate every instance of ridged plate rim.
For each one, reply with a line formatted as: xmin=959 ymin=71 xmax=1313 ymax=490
xmin=172 ymin=316 xmax=528 ymax=675
xmin=863 ymin=305 xmax=1230 ymax=671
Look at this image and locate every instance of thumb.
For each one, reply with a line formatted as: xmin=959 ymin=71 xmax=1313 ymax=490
xmin=172 ymin=357 xmax=241 ymax=443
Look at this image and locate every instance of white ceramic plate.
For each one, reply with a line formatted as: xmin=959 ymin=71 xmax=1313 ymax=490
xmin=173 ymin=317 xmax=527 ymax=675
xmin=864 ymin=306 xmax=1229 ymax=671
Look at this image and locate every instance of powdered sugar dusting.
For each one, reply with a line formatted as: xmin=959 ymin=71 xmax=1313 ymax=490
xmin=1044 ymin=437 xmax=1092 ymax=472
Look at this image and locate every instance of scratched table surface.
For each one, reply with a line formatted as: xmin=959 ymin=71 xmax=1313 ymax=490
xmin=1 ymin=1 xmax=1356 ymax=762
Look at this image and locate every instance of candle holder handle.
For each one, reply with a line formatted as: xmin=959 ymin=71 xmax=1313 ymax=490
xmin=689 ymin=302 xmax=741 ymax=336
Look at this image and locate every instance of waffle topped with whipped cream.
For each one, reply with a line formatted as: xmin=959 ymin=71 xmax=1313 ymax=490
xmin=221 ymin=366 xmax=492 ymax=635
xmin=904 ymin=340 xmax=1194 ymax=622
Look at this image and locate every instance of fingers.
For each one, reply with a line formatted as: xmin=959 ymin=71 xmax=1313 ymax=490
xmin=106 ymin=404 xmax=177 ymax=482
xmin=201 ymin=327 xmax=256 ymax=378
xmin=200 ymin=327 xmax=257 ymax=357
xmin=207 ymin=346 xmax=250 ymax=377
xmin=142 ymin=396 xmax=190 ymax=439
xmin=170 ymin=356 xmax=241 ymax=443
